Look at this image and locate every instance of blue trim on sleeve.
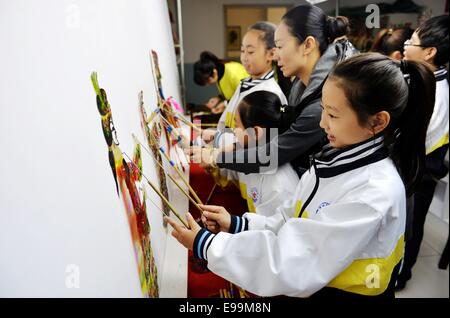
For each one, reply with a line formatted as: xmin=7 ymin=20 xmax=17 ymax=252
xmin=213 ymin=131 xmax=222 ymax=149
xmin=193 ymin=228 xmax=216 ymax=260
xmin=229 ymin=215 xmax=248 ymax=234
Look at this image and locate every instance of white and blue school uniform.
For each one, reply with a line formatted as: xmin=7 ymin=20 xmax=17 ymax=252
xmin=213 ymin=69 xmax=288 ymax=148
xmin=193 ymin=136 xmax=405 ymax=297
xmin=426 ymin=67 xmax=449 ymax=155
xmin=219 ymin=164 xmax=299 ymax=216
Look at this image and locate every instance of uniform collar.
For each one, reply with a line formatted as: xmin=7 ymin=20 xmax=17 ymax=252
xmin=240 ymin=69 xmax=275 ymax=93
xmin=313 ymin=135 xmax=389 ymax=178
xmin=434 ymin=67 xmax=448 ymax=82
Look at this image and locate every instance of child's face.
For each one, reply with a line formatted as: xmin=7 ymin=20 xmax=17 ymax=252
xmin=403 ymin=31 xmax=435 ymax=65
xmin=206 ymin=97 xmax=225 ymax=114
xmin=241 ymin=30 xmax=274 ymax=78
xmin=320 ymin=79 xmax=375 ymax=149
xmin=274 ymin=21 xmax=305 ymax=78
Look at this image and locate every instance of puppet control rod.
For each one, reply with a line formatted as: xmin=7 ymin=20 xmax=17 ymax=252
xmin=122 ymin=152 xmax=189 ymax=228
xmin=132 ymin=134 xmax=204 ymax=216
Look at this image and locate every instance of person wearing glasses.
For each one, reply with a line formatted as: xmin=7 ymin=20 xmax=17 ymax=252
xmin=396 ymin=14 xmax=449 ymax=290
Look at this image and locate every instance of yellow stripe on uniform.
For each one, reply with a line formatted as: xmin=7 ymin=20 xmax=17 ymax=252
xmin=294 ymin=200 xmax=309 ymax=219
xmin=239 ymin=182 xmax=256 ymax=213
xmin=225 ymin=111 xmax=235 ymax=129
xmin=427 ymin=133 xmax=449 ymax=155
xmin=326 ymin=236 xmax=404 ymax=296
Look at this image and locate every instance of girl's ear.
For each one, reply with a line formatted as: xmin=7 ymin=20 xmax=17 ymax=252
xmin=368 ymin=111 xmax=391 ymax=135
xmin=267 ymin=47 xmax=276 ymax=61
xmin=389 ymin=50 xmax=403 ymax=61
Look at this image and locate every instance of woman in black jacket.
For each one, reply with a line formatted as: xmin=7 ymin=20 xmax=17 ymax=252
xmin=189 ymin=5 xmax=354 ymax=176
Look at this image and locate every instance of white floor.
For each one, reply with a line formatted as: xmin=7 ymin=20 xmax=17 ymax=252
xmin=395 ymin=212 xmax=449 ymax=298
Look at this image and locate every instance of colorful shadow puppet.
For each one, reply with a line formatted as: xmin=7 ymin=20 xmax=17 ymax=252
xmin=138 ymin=91 xmax=170 ymax=227
xmin=150 ymin=50 xmax=188 ymax=171
xmin=91 ymin=72 xmax=159 ymax=298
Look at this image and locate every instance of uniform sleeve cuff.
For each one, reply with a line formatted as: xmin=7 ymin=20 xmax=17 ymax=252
xmin=229 ymin=215 xmax=249 ymax=234
xmin=213 ymin=131 xmax=222 ymax=148
xmin=193 ymin=228 xmax=216 ymax=260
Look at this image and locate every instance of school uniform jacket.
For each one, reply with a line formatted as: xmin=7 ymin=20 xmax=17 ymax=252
xmin=426 ymin=67 xmax=449 ymax=155
xmin=218 ymin=163 xmax=300 ymax=215
xmin=217 ymin=62 xmax=249 ymax=101
xmin=214 ymin=69 xmax=288 ymax=148
xmin=193 ymin=135 xmax=405 ymax=297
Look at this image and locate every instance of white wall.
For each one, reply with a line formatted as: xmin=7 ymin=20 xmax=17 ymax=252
xmin=181 ymin=0 xmax=447 ymax=63
xmin=182 ymin=0 xmax=299 ymax=63
xmin=0 ymin=0 xmax=183 ymax=297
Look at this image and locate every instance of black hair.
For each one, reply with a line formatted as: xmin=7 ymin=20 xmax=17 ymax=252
xmin=327 ymin=16 xmax=350 ymax=41
xmin=282 ymin=5 xmax=350 ymax=54
xmin=248 ymin=21 xmax=277 ymax=49
xmin=237 ymin=91 xmax=289 ymax=144
xmin=193 ymin=51 xmax=224 ymax=86
xmin=371 ymin=27 xmax=414 ymax=57
xmin=329 ymin=53 xmax=436 ymax=196
xmin=416 ymin=14 xmax=449 ymax=67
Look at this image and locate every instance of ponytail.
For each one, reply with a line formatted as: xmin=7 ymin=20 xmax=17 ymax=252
xmin=392 ymin=59 xmax=435 ymax=195
xmin=327 ymin=16 xmax=350 ymax=42
xmin=329 ymin=53 xmax=435 ymax=196
xmin=282 ymin=5 xmax=350 ymax=54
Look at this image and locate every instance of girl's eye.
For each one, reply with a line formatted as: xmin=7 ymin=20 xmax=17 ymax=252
xmin=329 ymin=114 xmax=337 ymax=119
xmin=248 ymin=51 xmax=254 ymax=55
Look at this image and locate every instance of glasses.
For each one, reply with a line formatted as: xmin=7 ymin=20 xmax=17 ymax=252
xmin=404 ymin=39 xmax=426 ymax=48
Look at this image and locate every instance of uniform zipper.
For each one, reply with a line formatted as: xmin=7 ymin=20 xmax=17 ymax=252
xmin=298 ymin=155 xmax=320 ymax=218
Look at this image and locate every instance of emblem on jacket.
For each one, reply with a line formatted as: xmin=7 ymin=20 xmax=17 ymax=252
xmin=316 ymin=202 xmax=330 ymax=214
xmin=250 ymin=187 xmax=259 ymax=204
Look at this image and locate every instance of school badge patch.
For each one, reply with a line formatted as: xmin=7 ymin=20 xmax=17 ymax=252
xmin=250 ymin=187 xmax=259 ymax=204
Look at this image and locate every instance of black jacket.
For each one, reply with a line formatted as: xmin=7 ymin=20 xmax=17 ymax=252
xmin=217 ymin=40 xmax=354 ymax=174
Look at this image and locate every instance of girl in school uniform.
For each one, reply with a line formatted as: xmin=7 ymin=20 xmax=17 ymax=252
xmin=194 ymin=51 xmax=249 ymax=114
xmin=212 ymin=90 xmax=299 ymax=216
xmin=396 ymin=14 xmax=449 ymax=289
xmin=200 ymin=22 xmax=289 ymax=148
xmin=166 ymin=53 xmax=436 ymax=298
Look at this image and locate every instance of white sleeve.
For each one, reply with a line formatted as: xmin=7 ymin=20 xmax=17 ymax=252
xmin=214 ymin=131 xmax=237 ymax=149
xmin=201 ymin=202 xmax=383 ymax=297
xmin=243 ymin=186 xmax=299 ymax=233
xmin=255 ymin=189 xmax=283 ymax=216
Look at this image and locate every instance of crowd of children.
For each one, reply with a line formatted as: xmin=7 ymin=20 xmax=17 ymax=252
xmin=167 ymin=4 xmax=449 ymax=298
